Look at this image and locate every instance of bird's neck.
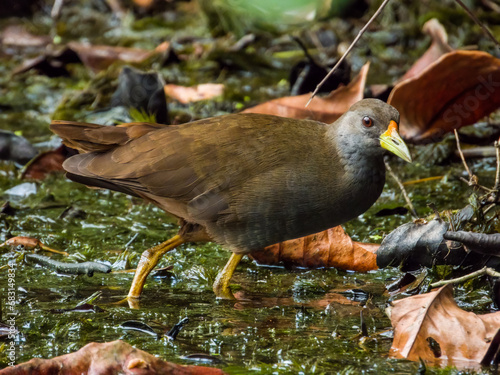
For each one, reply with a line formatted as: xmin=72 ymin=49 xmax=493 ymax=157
xmin=327 ymin=126 xmax=386 ymax=210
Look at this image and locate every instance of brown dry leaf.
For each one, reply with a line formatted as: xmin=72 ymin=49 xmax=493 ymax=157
xmin=67 ymin=41 xmax=170 ymax=73
xmin=389 ymin=51 xmax=500 ymax=142
xmin=1 ymin=236 xmax=41 ymax=249
xmin=0 ymin=25 xmax=51 ymax=48
xmin=21 ymin=146 xmax=66 ymax=180
xmin=388 ymin=284 xmax=500 ymax=368
xmin=2 ymin=340 xmax=226 ymax=375
xmin=397 ymin=18 xmax=453 ymax=83
xmin=164 ymin=83 xmax=225 ymax=104
xmin=249 ymin=225 xmax=379 ymax=272
xmin=243 ymin=63 xmax=369 ymax=123
xmin=1 ymin=236 xmax=68 ymax=255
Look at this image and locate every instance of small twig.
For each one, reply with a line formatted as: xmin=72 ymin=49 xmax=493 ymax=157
xmin=429 ymin=266 xmax=500 ymax=288
xmin=454 ymin=129 xmax=473 ymax=180
xmin=427 ymin=203 xmax=441 ymax=220
xmin=384 ymin=158 xmax=418 ymax=218
xmin=494 ymin=139 xmax=500 ymax=192
xmin=458 ymin=177 xmax=493 ymax=193
xmin=483 ymin=202 xmax=497 ymax=216
xmin=51 ymin=0 xmax=64 ymax=18
xmin=454 ymin=0 xmax=500 ymax=48
xmin=453 ymin=130 xmax=493 ymax=193
xmin=306 ymin=0 xmax=392 ymax=107
xmin=125 ymin=233 xmax=139 ymax=249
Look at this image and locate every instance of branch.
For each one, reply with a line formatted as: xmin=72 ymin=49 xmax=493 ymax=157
xmin=306 ymin=0 xmax=392 ymax=107
xmin=430 ymin=267 xmax=500 ymax=288
xmin=384 ymin=157 xmax=418 ymax=218
xmin=454 ymin=0 xmax=500 ymax=48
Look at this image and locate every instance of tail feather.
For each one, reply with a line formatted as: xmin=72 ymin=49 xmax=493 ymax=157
xmin=50 ymin=120 xmax=166 ymax=153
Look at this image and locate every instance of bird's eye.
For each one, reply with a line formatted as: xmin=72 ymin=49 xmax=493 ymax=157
xmin=362 ymin=116 xmax=373 ymax=127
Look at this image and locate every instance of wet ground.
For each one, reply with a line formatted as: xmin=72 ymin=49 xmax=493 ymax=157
xmin=1 ymin=0 xmax=499 ymax=373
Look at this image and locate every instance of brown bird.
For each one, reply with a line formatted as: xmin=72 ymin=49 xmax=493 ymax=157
xmin=50 ymin=99 xmax=411 ymax=301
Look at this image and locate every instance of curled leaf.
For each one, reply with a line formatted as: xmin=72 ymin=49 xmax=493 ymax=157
xmin=68 ymin=41 xmax=170 ymax=73
xmin=388 ymin=285 xmax=500 ymax=369
xmin=164 ymin=83 xmax=225 ymax=104
xmin=1 ymin=340 xmax=227 ymax=375
xmin=389 ymin=51 xmax=500 ymax=142
xmin=250 ymin=225 xmax=379 ymax=272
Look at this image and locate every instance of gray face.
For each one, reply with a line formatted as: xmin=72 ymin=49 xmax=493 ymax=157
xmin=335 ymin=99 xmax=401 ymax=153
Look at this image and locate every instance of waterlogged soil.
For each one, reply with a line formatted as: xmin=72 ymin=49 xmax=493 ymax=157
xmin=1 ymin=1 xmax=499 ymax=373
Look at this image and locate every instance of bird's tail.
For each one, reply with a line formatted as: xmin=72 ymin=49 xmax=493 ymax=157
xmin=50 ymin=121 xmax=166 ymax=153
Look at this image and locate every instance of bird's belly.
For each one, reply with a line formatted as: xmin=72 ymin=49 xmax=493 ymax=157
xmin=216 ymin=173 xmax=384 ymax=252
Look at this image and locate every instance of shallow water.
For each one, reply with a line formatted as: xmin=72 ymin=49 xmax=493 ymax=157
xmin=1 ymin=0 xmax=499 ymax=373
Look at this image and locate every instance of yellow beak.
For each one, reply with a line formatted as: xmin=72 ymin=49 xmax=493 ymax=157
xmin=380 ymin=120 xmax=412 ymax=163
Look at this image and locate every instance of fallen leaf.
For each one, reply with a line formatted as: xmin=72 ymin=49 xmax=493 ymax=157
xmin=21 ymin=145 xmax=67 ymax=180
xmin=388 ymin=284 xmax=500 ymax=369
xmin=164 ymin=83 xmax=225 ymax=103
xmin=12 ymin=47 xmax=81 ymax=77
xmin=250 ymin=225 xmax=379 ymax=272
xmin=0 ymin=25 xmax=51 ymax=48
xmin=1 ymin=236 xmax=68 ymax=256
xmin=389 ymin=51 xmax=500 ymax=142
xmin=13 ymin=42 xmax=170 ymax=76
xmin=397 ymin=18 xmax=453 ymax=83
xmin=243 ymin=63 xmax=369 ymax=123
xmin=1 ymin=340 xmax=227 ymax=375
xmin=67 ymin=41 xmax=170 ymax=73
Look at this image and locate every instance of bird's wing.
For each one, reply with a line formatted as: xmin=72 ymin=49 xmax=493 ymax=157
xmin=55 ymin=114 xmax=331 ymax=224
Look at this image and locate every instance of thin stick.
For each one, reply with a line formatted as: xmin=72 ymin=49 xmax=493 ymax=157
xmin=306 ymin=0 xmax=392 ymax=107
xmin=458 ymin=176 xmax=493 ymax=193
xmin=494 ymin=139 xmax=500 ymax=191
xmin=430 ymin=266 xmax=500 ymax=288
xmin=51 ymin=0 xmax=64 ymax=18
xmin=430 ymin=267 xmax=486 ymax=288
xmin=454 ymin=129 xmax=473 ymax=179
xmin=384 ymin=158 xmax=419 ymax=218
xmin=454 ymin=0 xmax=500 ymax=48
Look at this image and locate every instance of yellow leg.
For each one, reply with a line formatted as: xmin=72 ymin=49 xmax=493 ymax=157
xmin=213 ymin=253 xmax=244 ymax=299
xmin=127 ymin=235 xmax=185 ymax=300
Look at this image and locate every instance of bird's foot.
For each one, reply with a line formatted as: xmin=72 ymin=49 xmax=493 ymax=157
xmin=213 ymin=282 xmax=236 ymax=300
xmin=213 ymin=253 xmax=244 ymax=299
xmin=110 ymin=296 xmax=141 ymax=309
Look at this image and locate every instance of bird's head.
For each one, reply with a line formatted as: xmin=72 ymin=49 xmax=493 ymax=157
xmin=338 ymin=98 xmax=412 ymax=163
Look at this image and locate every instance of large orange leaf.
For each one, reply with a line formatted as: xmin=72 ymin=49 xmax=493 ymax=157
xmin=67 ymin=41 xmax=170 ymax=73
xmin=389 ymin=51 xmax=500 ymax=142
xmin=242 ymin=63 xmax=369 ymax=123
xmin=249 ymin=226 xmax=379 ymax=271
xmin=1 ymin=340 xmax=226 ymax=374
xmin=389 ymin=284 xmax=500 ymax=368
xmin=164 ymin=83 xmax=224 ymax=103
